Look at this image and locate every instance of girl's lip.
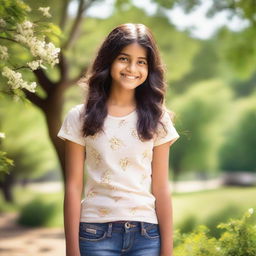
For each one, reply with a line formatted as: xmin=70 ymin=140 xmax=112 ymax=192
xmin=121 ymin=73 xmax=139 ymax=79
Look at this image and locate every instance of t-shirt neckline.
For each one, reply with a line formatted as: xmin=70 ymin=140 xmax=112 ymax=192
xmin=107 ymin=109 xmax=136 ymax=120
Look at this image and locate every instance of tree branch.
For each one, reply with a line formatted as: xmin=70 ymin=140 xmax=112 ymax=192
xmin=33 ymin=69 xmax=54 ymax=95
xmin=22 ymin=90 xmax=45 ymax=109
xmin=62 ymin=0 xmax=88 ymax=50
xmin=0 ymin=36 xmax=18 ymax=44
xmin=58 ymin=51 xmax=69 ymax=83
xmin=59 ymin=0 xmax=69 ymax=30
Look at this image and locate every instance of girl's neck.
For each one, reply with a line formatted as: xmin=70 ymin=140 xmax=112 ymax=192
xmin=107 ymin=88 xmax=136 ymax=108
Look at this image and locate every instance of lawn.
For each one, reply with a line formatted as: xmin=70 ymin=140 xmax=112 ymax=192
xmin=172 ymin=186 xmax=256 ymax=234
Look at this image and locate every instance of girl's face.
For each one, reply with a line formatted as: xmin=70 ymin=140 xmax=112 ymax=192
xmin=110 ymin=43 xmax=148 ymax=91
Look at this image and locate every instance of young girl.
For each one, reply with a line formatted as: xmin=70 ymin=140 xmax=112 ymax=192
xmin=57 ymin=23 xmax=180 ymax=256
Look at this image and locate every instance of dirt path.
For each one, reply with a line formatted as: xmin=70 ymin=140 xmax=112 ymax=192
xmin=0 ymin=212 xmax=65 ymax=256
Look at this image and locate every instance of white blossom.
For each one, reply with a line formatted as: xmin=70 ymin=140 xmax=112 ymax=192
xmin=0 ymin=132 xmax=5 ymax=139
xmin=26 ymin=82 xmax=37 ymax=92
xmin=38 ymin=7 xmax=52 ymax=18
xmin=16 ymin=21 xmax=33 ymax=33
xmin=0 ymin=45 xmax=8 ymax=60
xmin=14 ymin=34 xmax=27 ymax=44
xmin=27 ymin=60 xmax=46 ymax=70
xmin=21 ymin=20 xmax=33 ymax=30
xmin=249 ymin=208 xmax=254 ymax=215
xmin=44 ymin=42 xmax=60 ymax=66
xmin=28 ymin=39 xmax=60 ymax=67
xmin=15 ymin=21 xmax=34 ymax=41
xmin=27 ymin=60 xmax=40 ymax=70
xmin=2 ymin=67 xmax=23 ymax=89
xmin=2 ymin=67 xmax=37 ymax=92
xmin=14 ymin=21 xmax=60 ymax=67
xmin=0 ymin=19 xmax=6 ymax=27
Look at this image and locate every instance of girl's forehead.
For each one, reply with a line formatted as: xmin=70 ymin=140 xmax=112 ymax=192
xmin=119 ymin=43 xmax=147 ymax=58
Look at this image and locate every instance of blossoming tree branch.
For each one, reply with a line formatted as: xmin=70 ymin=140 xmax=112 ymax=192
xmin=0 ymin=1 xmax=60 ymax=176
xmin=0 ymin=5 xmax=60 ymax=94
xmin=0 ymin=0 xmax=97 ymax=182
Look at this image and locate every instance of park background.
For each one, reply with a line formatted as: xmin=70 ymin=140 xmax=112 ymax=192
xmin=0 ymin=0 xmax=256 ymax=255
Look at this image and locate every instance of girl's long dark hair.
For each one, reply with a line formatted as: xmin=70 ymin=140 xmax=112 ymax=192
xmin=81 ymin=23 xmax=167 ymax=141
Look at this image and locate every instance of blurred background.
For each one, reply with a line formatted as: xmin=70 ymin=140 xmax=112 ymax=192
xmin=0 ymin=0 xmax=256 ymax=255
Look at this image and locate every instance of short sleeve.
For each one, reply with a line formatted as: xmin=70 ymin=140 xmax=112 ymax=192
xmin=153 ymin=110 xmax=180 ymax=147
xmin=57 ymin=105 xmax=86 ymax=146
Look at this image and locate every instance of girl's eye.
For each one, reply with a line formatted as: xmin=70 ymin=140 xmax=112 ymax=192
xmin=138 ymin=60 xmax=147 ymax=65
xmin=118 ymin=56 xmax=128 ymax=61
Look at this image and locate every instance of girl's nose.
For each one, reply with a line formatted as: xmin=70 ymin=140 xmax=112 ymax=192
xmin=126 ymin=62 xmax=137 ymax=73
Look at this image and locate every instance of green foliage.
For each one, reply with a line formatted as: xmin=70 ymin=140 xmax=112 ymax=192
xmin=172 ymin=187 xmax=256 ymax=230
xmin=154 ymin=0 xmax=256 ymax=79
xmin=216 ymin=27 xmax=256 ymax=79
xmin=174 ymin=225 xmax=219 ymax=256
xmin=219 ymin=93 xmax=256 ymax=172
xmin=174 ymin=208 xmax=256 ymax=256
xmin=170 ymin=80 xmax=233 ymax=178
xmin=33 ymin=21 xmax=62 ymax=46
xmin=18 ymin=197 xmax=58 ymax=227
xmin=0 ymin=151 xmax=14 ymax=175
xmin=218 ymin=209 xmax=256 ymax=256
xmin=0 ymin=0 xmax=31 ymax=24
xmin=24 ymin=0 xmax=72 ymax=28
xmin=0 ymin=98 xmax=57 ymax=181
xmin=177 ymin=214 xmax=198 ymax=234
xmin=172 ymin=40 xmax=220 ymax=93
xmin=204 ymin=204 xmax=242 ymax=238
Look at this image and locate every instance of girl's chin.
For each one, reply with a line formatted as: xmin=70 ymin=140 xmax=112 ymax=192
xmin=119 ymin=84 xmax=140 ymax=90
xmin=112 ymin=81 xmax=138 ymax=88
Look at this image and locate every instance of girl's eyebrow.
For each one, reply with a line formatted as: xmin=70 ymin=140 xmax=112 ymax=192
xmin=119 ymin=52 xmax=147 ymax=60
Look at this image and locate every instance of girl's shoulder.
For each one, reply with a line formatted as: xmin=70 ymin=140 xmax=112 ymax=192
xmin=162 ymin=106 xmax=176 ymax=123
xmin=72 ymin=103 xmax=84 ymax=112
xmin=64 ymin=103 xmax=85 ymax=122
xmin=68 ymin=103 xmax=84 ymax=115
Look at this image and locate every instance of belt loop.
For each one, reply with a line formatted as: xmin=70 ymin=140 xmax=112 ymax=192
xmin=107 ymin=222 xmax=113 ymax=237
xmin=141 ymin=222 xmax=146 ymax=235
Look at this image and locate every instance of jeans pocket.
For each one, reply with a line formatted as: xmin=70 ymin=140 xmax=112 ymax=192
xmin=79 ymin=223 xmax=107 ymax=242
xmin=143 ymin=223 xmax=160 ymax=239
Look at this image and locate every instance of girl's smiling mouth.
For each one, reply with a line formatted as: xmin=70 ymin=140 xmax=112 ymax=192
xmin=121 ymin=73 xmax=139 ymax=79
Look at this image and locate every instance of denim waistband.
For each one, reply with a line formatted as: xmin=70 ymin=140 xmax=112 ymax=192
xmin=79 ymin=221 xmax=158 ymax=237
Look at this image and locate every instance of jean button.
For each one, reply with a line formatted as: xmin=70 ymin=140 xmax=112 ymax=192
xmin=125 ymin=222 xmax=130 ymax=229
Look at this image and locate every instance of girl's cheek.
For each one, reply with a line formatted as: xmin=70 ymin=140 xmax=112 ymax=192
xmin=115 ymin=62 xmax=126 ymax=69
xmin=141 ymin=67 xmax=148 ymax=75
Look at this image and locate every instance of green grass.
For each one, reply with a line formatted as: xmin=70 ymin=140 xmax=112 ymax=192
xmin=173 ymin=186 xmax=255 ymax=223
xmin=172 ymin=186 xmax=256 ymax=236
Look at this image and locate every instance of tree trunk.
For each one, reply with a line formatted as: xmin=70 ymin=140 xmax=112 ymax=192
xmin=0 ymin=171 xmax=15 ymax=203
xmin=43 ymin=84 xmax=67 ymax=181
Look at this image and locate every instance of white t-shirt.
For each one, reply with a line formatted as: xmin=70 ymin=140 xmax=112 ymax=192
xmin=57 ymin=104 xmax=180 ymax=224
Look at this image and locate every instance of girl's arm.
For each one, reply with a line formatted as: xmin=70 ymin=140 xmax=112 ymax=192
xmin=64 ymin=140 xmax=85 ymax=256
xmin=152 ymin=140 xmax=175 ymax=256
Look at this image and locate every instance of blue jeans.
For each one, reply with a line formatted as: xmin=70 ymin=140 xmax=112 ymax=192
xmin=79 ymin=221 xmax=161 ymax=256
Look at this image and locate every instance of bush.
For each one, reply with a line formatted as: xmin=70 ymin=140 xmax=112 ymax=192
xmin=218 ymin=208 xmax=256 ymax=256
xmin=204 ymin=204 xmax=242 ymax=238
xmin=175 ymin=225 xmax=219 ymax=256
xmin=177 ymin=214 xmax=198 ymax=234
xmin=18 ymin=197 xmax=57 ymax=227
xmin=174 ymin=208 xmax=256 ymax=256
